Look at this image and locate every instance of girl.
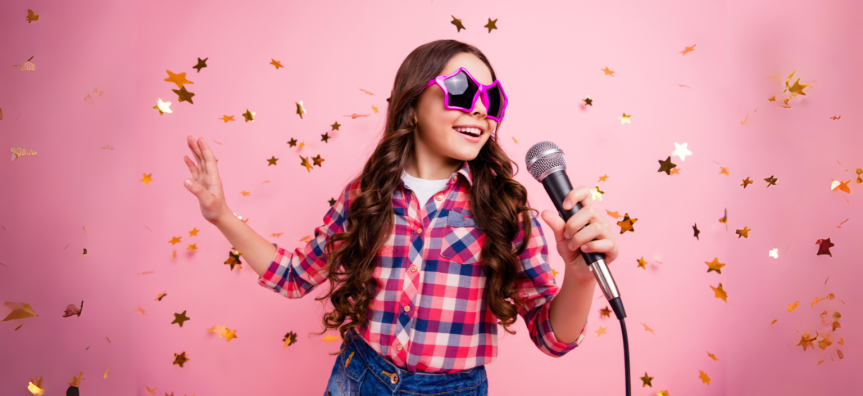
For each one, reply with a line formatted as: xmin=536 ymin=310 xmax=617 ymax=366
xmin=183 ymin=39 xmax=619 ymax=396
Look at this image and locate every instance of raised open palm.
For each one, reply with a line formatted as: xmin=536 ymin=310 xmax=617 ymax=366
xmin=183 ymin=135 xmax=229 ymax=224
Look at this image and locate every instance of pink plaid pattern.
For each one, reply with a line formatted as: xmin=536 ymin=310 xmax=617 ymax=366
xmin=258 ymin=161 xmax=587 ymax=373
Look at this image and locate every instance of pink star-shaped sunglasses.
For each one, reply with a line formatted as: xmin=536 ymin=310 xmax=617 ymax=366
xmin=420 ymin=67 xmax=508 ymax=123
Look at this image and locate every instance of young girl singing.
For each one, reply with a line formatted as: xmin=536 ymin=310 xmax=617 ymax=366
xmin=183 ymin=39 xmax=619 ymax=396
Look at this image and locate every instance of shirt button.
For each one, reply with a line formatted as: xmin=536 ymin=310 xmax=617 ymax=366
xmin=396 ymin=343 xmax=403 ymax=351
xmin=410 ymin=265 xmax=418 ymax=272
xmin=416 ymin=227 xmax=422 ymax=235
xmin=435 ymin=194 xmax=444 ymax=201
xmin=404 ymin=305 xmax=411 ymax=312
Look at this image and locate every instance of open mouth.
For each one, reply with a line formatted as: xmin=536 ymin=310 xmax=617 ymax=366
xmin=452 ymin=127 xmax=482 ymax=138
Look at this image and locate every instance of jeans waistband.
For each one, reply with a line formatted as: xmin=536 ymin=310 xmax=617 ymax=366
xmin=342 ymin=328 xmax=486 ymax=393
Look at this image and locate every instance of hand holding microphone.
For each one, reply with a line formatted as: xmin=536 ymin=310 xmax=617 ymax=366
xmin=525 ymin=141 xmax=626 ymax=321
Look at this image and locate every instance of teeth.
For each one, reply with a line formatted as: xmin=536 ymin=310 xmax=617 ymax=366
xmin=454 ymin=127 xmax=481 ymax=136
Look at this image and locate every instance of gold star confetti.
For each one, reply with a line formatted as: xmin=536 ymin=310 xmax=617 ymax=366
xmin=192 ymin=57 xmax=208 ymax=73
xmin=816 ymin=238 xmax=834 ymax=257
xmin=670 ymin=167 xmax=680 ymax=175
xmin=153 ymin=98 xmax=172 ymax=114
xmin=598 ymin=175 xmax=608 ymax=182
xmin=705 ymin=258 xmax=725 ymax=274
xmin=224 ymin=248 xmax=242 ymax=271
xmin=483 ymin=18 xmax=498 ymax=33
xmin=672 ymin=142 xmax=692 ymax=161
xmin=283 ymin=331 xmax=298 ymax=348
xmin=551 ymin=268 xmax=559 ymax=277
xmin=680 ymin=44 xmax=697 ymax=55
xmin=796 ymin=332 xmax=818 ymax=351
xmin=719 ymin=208 xmax=728 ymax=228
xmin=658 ymin=390 xmax=669 ymax=396
xmin=693 ymin=223 xmax=700 ymax=240
xmin=28 ymin=376 xmax=44 ymax=395
xmin=450 ymin=15 xmax=466 ymax=32
xmin=300 ymin=156 xmax=313 ymax=172
xmin=321 ymin=132 xmax=331 ymax=143
xmin=831 ymin=180 xmax=851 ymax=193
xmin=287 ymin=138 xmax=298 ymax=147
xmin=331 ymin=121 xmax=341 ymax=131
xmin=169 ymin=236 xmax=181 ymax=245
xmin=321 ymin=334 xmax=340 ymax=343
xmin=583 ymin=96 xmax=593 ymax=106
xmin=172 ymin=86 xmax=195 ymax=104
xmin=641 ymin=323 xmax=655 ymax=334
xmin=267 ymin=156 xmax=278 ymax=166
xmin=186 ymin=243 xmax=197 ymax=252
xmin=710 ymin=283 xmax=728 ymax=302
xmin=371 ymin=104 xmax=379 ymax=114
xmin=511 ymin=136 xmax=518 ymax=144
xmin=172 ymin=310 xmax=190 ymax=327
xmin=764 ymin=175 xmax=778 ymax=187
xmin=640 ymin=372 xmax=654 ymax=387
xmin=270 ymin=59 xmax=283 ymax=69
xmin=240 ymin=191 xmax=250 ymax=197
xmin=616 ymin=213 xmax=637 ymax=234
xmin=26 ymin=9 xmax=40 ymax=23
xmin=164 ymin=71 xmax=193 ymax=89
xmin=172 ymin=351 xmax=189 ymax=368
xmin=594 ymin=326 xmax=607 ymax=337
xmin=741 ymin=177 xmax=753 ymax=188
xmin=785 ymin=78 xmax=809 ymax=95
xmin=698 ymin=370 xmax=711 ymax=385
xmin=605 ymin=210 xmax=620 ymax=219
xmin=155 ymin=292 xmax=167 ymax=301
xmin=242 ymin=109 xmax=255 ymax=122
xmin=219 ymin=115 xmax=234 ymax=123
xmin=189 ymin=228 xmax=199 ymax=237
xmin=600 ymin=306 xmax=611 ymax=318
xmin=657 ymin=156 xmax=677 ymax=175
xmin=141 ymin=173 xmax=153 ymax=185
xmin=707 ymin=351 xmax=719 ymax=361
xmin=589 ymin=185 xmax=604 ymax=201
xmin=312 ymin=154 xmax=325 ymax=167
xmin=735 ymin=226 xmax=751 ymax=238
xmin=637 ymin=257 xmax=647 ymax=269
xmin=619 ymin=113 xmax=631 ymax=124
xmin=602 ymin=67 xmax=615 ymax=76
xmin=296 ymin=101 xmax=307 ymax=119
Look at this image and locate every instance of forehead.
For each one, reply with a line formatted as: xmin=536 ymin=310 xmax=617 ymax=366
xmin=439 ymin=52 xmax=494 ymax=86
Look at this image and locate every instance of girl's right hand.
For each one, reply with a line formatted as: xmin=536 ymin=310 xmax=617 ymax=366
xmin=183 ymin=135 xmax=229 ymax=224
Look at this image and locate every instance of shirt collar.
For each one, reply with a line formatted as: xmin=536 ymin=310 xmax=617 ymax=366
xmin=400 ymin=161 xmax=473 ymax=190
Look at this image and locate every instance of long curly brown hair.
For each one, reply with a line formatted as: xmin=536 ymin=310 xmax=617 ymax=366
xmin=311 ymin=39 xmax=537 ymax=355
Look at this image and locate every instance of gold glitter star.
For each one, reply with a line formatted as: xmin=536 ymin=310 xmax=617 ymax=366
xmin=602 ymin=67 xmax=615 ymax=76
xmin=242 ymin=109 xmax=255 ymax=122
xmin=300 ymin=156 xmax=313 ymax=172
xmin=270 ymin=59 xmax=283 ymax=69
xmin=372 ymin=104 xmax=379 ymax=114
xmin=172 ymin=86 xmax=195 ymax=104
xmin=637 ymin=257 xmax=647 ymax=269
xmin=153 ymin=98 xmax=172 ymax=114
xmin=785 ymin=78 xmax=809 ymax=95
xmin=172 ymin=351 xmax=189 ymax=368
xmin=705 ymin=258 xmax=725 ymax=274
xmin=241 ymin=191 xmax=250 ymax=197
xmin=741 ymin=177 xmax=753 ymax=188
xmin=219 ymin=115 xmax=234 ymax=123
xmin=192 ymin=57 xmax=208 ymax=73
xmin=171 ymin=310 xmax=190 ymax=327
xmin=483 ymin=18 xmax=498 ymax=33
xmin=186 ymin=243 xmax=197 ymax=252
xmin=710 ymin=283 xmax=728 ymax=302
xmin=330 ymin=121 xmax=341 ymax=131
xmin=594 ymin=326 xmax=607 ymax=337
xmin=735 ymin=226 xmax=751 ymax=238
xmin=296 ymin=101 xmax=307 ymax=119
xmin=267 ymin=156 xmax=278 ymax=166
xmin=619 ymin=113 xmax=631 ymax=124
xmin=657 ymin=156 xmax=677 ymax=175
xmin=600 ymin=306 xmax=611 ymax=318
xmin=450 ymin=15 xmax=466 ymax=32
xmin=188 ymin=228 xmax=199 ymax=237
xmin=616 ymin=213 xmax=637 ymax=234
xmin=141 ymin=173 xmax=153 ymax=185
xmin=764 ymin=175 xmax=778 ymax=187
xmin=164 ymin=70 xmax=193 ymax=89
xmin=169 ymin=236 xmax=181 ymax=245
xmin=640 ymin=372 xmax=654 ymax=387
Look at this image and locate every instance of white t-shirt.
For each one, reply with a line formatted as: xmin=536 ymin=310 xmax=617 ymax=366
xmin=401 ymin=169 xmax=450 ymax=207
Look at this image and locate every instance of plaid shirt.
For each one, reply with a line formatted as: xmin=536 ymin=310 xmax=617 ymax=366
xmin=258 ymin=161 xmax=587 ymax=373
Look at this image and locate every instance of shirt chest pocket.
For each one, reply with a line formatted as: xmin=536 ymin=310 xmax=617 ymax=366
xmin=439 ymin=209 xmax=484 ymax=265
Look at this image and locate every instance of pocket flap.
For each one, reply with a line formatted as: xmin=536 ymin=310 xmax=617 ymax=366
xmin=447 ymin=210 xmax=477 ymax=227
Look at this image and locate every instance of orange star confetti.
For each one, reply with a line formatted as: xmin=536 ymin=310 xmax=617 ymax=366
xmin=640 ymin=372 xmax=653 ymax=387
xmin=710 ymin=283 xmax=727 ymax=302
xmin=741 ymin=177 xmax=753 ymax=188
xmin=172 ymin=351 xmax=189 ymax=368
xmin=164 ymin=71 xmax=193 ymax=89
xmin=680 ymin=44 xmax=696 ymax=55
xmin=141 ymin=173 xmax=153 ymax=185
xmin=641 ymin=323 xmax=655 ymax=334
xmin=637 ymin=257 xmax=647 ymax=269
xmin=601 ymin=67 xmax=615 ymax=76
xmin=450 ymin=15 xmax=466 ymax=32
xmin=594 ymin=326 xmax=607 ymax=337
xmin=816 ymin=238 xmax=834 ymax=257
xmin=698 ymin=370 xmax=711 ymax=385
xmin=616 ymin=213 xmax=637 ymax=234
xmin=707 ymin=351 xmax=719 ymax=361
xmin=283 ymin=331 xmax=298 ymax=348
xmin=295 ymin=101 xmax=307 ymax=119
xmin=619 ymin=113 xmax=631 ymax=124
xmin=796 ymin=332 xmax=818 ymax=351
xmin=735 ymin=226 xmax=751 ymax=238
xmin=321 ymin=334 xmax=340 ymax=343
xmin=831 ymin=180 xmax=851 ymax=193
xmin=270 ymin=59 xmax=283 ymax=69
xmin=219 ymin=115 xmax=234 ymax=123
xmin=705 ymin=258 xmax=725 ymax=274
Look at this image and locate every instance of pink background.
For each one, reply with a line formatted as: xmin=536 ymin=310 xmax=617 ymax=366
xmin=2 ymin=0 xmax=861 ymax=394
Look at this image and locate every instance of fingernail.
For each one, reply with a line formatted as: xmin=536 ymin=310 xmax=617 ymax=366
xmin=581 ymin=244 xmax=589 ymax=251
xmin=184 ymin=179 xmax=191 ymax=188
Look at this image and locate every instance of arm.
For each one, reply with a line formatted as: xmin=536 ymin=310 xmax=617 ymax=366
xmin=512 ymin=199 xmax=587 ymax=357
xmin=213 ymin=208 xmax=278 ymax=278
xmin=255 ymin=180 xmax=353 ymax=299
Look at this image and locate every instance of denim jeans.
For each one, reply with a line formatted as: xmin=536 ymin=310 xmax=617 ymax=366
xmin=323 ymin=329 xmax=489 ymax=396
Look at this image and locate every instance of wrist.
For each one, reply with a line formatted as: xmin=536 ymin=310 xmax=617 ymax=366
xmin=212 ymin=206 xmax=236 ymax=228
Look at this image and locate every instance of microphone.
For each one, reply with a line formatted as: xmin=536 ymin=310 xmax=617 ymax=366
xmin=525 ymin=141 xmax=626 ymax=321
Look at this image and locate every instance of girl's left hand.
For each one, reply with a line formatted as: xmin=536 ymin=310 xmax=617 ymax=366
xmin=539 ymin=186 xmax=620 ymax=283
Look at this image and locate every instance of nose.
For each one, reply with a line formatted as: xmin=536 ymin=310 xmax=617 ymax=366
xmin=471 ymin=95 xmax=488 ymax=119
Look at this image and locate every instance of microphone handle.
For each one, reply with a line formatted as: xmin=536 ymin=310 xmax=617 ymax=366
xmin=540 ymin=170 xmax=626 ymax=320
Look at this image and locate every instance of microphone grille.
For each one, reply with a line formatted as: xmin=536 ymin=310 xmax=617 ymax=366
xmin=525 ymin=141 xmax=566 ymax=181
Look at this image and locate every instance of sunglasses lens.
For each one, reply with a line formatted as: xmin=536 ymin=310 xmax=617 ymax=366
xmin=443 ymin=71 xmax=479 ymax=110
xmin=484 ymin=84 xmax=504 ymax=120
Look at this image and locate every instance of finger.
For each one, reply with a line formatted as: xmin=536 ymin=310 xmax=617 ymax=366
xmin=183 ymin=155 xmax=199 ymax=180
xmin=198 ymin=138 xmax=219 ymax=177
xmin=579 ymin=238 xmax=615 ymax=254
xmin=564 ymin=204 xmax=597 ymax=240
xmin=569 ymin=222 xmax=605 ymax=251
xmin=184 ymin=176 xmax=213 ymax=205
xmin=539 ymin=209 xmax=568 ymax=243
xmin=562 ymin=186 xmax=591 ymax=211
xmin=186 ymin=135 xmax=204 ymax=171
